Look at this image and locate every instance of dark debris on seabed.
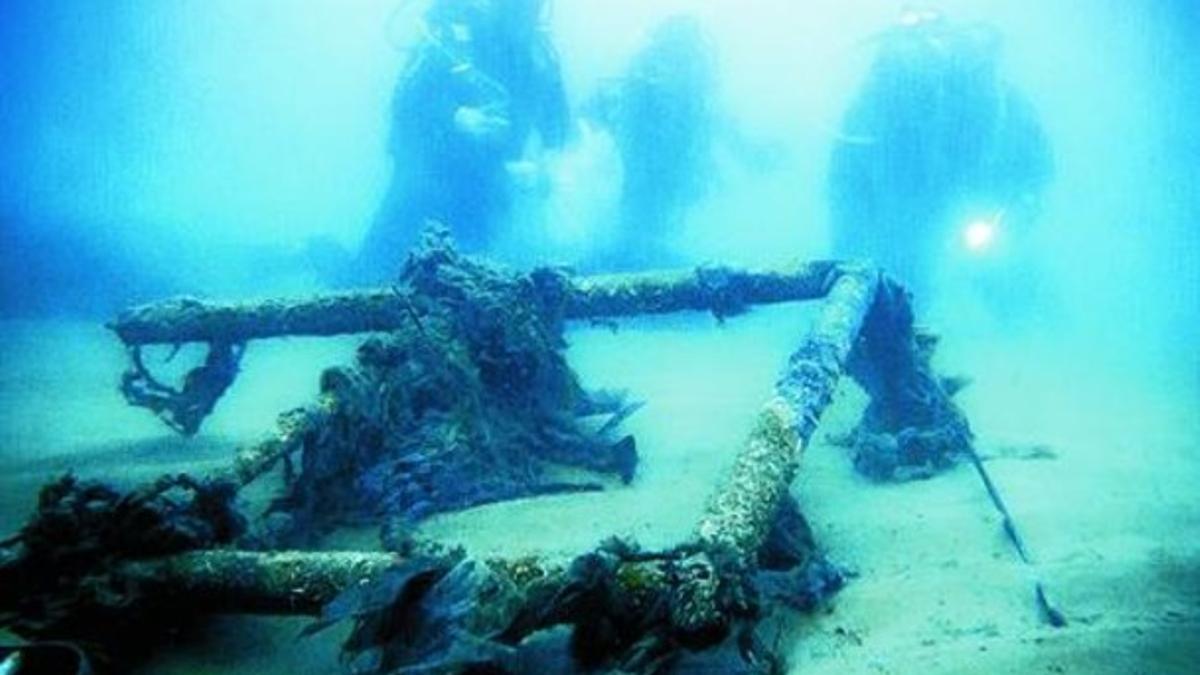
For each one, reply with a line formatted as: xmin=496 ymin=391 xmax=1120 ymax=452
xmin=260 ymin=225 xmax=642 ymax=546
xmin=303 ymin=500 xmax=843 ymax=675
xmin=833 ymin=279 xmax=975 ymax=481
xmin=0 ymin=228 xmax=979 ymax=674
xmin=0 ymin=473 xmax=245 ymax=672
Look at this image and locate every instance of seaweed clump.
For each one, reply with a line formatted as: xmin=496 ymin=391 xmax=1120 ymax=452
xmin=306 ymin=497 xmax=842 ymax=675
xmin=841 ymin=278 xmax=974 ymax=480
xmin=0 ymin=473 xmax=244 ymax=670
xmin=269 ymin=225 xmax=638 ymax=543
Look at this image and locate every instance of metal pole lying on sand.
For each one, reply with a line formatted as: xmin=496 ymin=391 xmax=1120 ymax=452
xmin=696 ymin=268 xmax=878 ymax=560
xmin=118 ymin=550 xmax=402 ymax=615
xmin=964 ymin=448 xmax=1067 ymax=627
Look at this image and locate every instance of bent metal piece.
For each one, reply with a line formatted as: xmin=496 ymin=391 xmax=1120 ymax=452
xmin=108 ymin=267 xmax=882 ymax=634
xmin=119 ymin=340 xmax=245 ymax=436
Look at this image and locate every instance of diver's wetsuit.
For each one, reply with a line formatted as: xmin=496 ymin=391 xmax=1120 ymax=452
xmin=357 ymin=0 xmax=568 ymax=281
xmin=828 ymin=14 xmax=1052 ymax=301
xmin=586 ymin=15 xmax=718 ymax=270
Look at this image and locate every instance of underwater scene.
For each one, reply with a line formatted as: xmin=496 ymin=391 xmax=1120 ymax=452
xmin=0 ymin=1 xmax=1197 ymax=673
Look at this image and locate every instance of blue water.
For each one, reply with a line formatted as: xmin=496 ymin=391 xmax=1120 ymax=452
xmin=2 ymin=2 xmax=1195 ymax=349
xmin=1 ymin=1 xmax=1198 ymax=673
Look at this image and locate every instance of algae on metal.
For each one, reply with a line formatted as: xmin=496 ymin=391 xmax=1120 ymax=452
xmin=260 ymin=226 xmax=639 ymax=543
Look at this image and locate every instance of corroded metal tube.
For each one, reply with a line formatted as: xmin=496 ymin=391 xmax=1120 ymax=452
xmin=695 ymin=268 xmax=878 ymax=561
xmin=109 ymin=263 xmax=839 ymax=346
xmin=119 ymin=550 xmax=400 ymax=614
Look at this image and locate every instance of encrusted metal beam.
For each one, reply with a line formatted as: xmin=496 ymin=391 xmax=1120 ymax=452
xmin=119 ymin=550 xmax=401 ymax=614
xmin=108 ymin=262 xmax=840 ymax=346
xmin=695 ymin=268 xmax=878 ymax=561
xmin=210 ymin=407 xmax=325 ymax=487
xmin=114 ymin=548 xmax=674 ymax=625
xmin=565 ymin=261 xmax=839 ymax=319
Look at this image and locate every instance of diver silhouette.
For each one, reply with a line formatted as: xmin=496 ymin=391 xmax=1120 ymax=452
xmin=582 ymin=15 xmax=720 ymax=271
xmin=356 ymin=0 xmax=569 ymax=282
xmin=828 ymin=8 xmax=1053 ymax=304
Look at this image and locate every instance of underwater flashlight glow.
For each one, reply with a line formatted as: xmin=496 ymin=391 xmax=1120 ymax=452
xmin=963 ymin=219 xmax=997 ymax=252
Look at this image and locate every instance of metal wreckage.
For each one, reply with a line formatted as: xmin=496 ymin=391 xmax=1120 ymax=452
xmin=0 ymin=226 xmax=1055 ymax=674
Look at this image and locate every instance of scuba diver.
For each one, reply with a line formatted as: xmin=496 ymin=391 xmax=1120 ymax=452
xmin=827 ymin=8 xmax=1053 ymax=306
xmin=583 ymin=15 xmax=720 ymax=270
xmin=355 ymin=0 xmax=569 ymax=281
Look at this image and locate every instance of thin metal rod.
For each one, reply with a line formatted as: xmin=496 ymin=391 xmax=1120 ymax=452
xmin=965 ymin=448 xmax=1067 ymax=627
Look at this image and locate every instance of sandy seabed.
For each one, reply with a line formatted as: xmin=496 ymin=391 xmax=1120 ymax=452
xmin=0 ymin=305 xmax=1196 ymax=674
